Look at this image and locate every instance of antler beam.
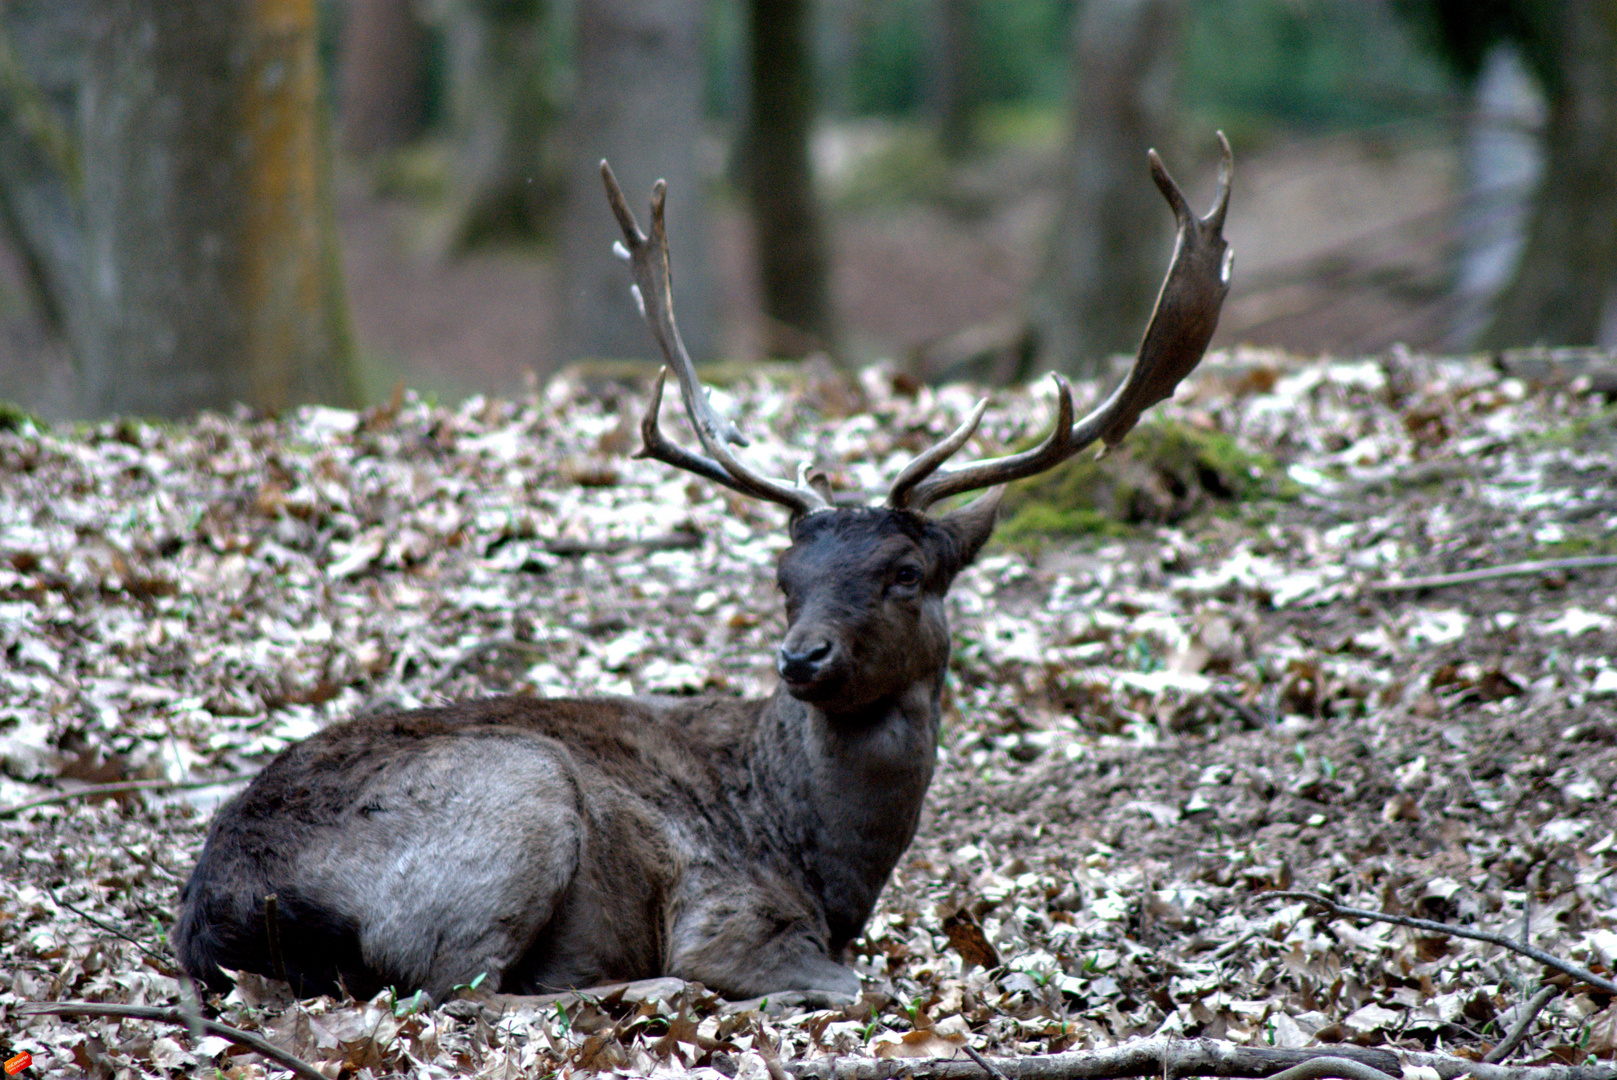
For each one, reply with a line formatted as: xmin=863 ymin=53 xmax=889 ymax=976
xmin=601 ymin=161 xmax=831 ymax=518
xmin=887 ymin=133 xmax=1235 ymax=512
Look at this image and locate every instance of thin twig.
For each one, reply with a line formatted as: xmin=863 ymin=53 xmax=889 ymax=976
xmin=1483 ymin=983 xmax=1561 ymax=1064
xmin=264 ymin=894 xmax=288 ymax=984
xmin=17 ymin=1000 xmax=326 ymax=1080
xmin=43 ymin=884 xmax=172 ymax=969
xmin=1209 ymin=929 xmax=1259 ymax=962
xmin=962 ymin=1042 xmax=1012 ymax=1080
xmin=1271 ymin=891 xmax=1617 ymax=995
xmin=1211 ymin=690 xmax=1271 ymax=729
xmin=0 ymin=777 xmax=241 ymax=818
xmin=541 ymin=530 xmax=702 ymax=557
xmin=1371 ymin=555 xmax=1617 ymax=593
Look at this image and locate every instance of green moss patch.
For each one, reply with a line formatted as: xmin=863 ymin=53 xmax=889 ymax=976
xmin=994 ymin=418 xmax=1290 ymax=548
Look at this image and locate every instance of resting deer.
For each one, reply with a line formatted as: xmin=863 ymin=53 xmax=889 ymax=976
xmin=174 ymin=137 xmax=1233 ymax=1003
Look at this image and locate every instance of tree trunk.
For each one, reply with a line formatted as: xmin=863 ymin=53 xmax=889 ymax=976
xmin=338 ymin=0 xmax=430 ymax=154
xmin=1025 ymin=0 xmax=1184 ymax=380
xmin=1447 ymin=43 xmax=1544 ymax=349
xmin=933 ymin=0 xmax=979 ymax=160
xmin=1479 ymin=2 xmax=1617 ymax=349
xmin=429 ymin=0 xmax=559 ymax=250
xmin=558 ymin=0 xmax=712 ymax=365
xmin=748 ymin=0 xmax=835 ymax=358
xmin=0 ymin=0 xmax=93 ymax=373
xmin=79 ymin=0 xmax=356 ymax=418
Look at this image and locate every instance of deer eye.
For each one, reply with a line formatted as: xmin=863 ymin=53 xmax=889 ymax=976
xmin=892 ymin=565 xmax=923 ymax=588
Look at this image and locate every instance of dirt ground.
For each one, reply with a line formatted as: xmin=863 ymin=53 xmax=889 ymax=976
xmin=2 ymin=341 xmax=1615 ymax=1077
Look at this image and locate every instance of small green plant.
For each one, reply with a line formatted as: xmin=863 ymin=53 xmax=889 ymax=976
xmin=450 ymin=971 xmax=489 ymax=994
xmin=393 ymin=988 xmax=428 ymax=1017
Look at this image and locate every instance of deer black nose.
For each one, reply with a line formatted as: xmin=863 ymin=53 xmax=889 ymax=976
xmin=777 ymin=639 xmax=833 ymax=683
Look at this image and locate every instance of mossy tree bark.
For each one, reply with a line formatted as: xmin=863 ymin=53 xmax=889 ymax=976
xmin=0 ymin=0 xmax=92 ymax=375
xmin=79 ymin=0 xmax=356 ymax=418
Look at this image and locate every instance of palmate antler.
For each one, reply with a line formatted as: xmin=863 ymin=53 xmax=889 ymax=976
xmin=885 ymin=133 xmax=1234 ymax=511
xmin=602 ymin=133 xmax=1233 ymax=518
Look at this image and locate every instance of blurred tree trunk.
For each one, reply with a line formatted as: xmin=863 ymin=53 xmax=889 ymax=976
xmin=80 ymin=0 xmax=356 ymax=417
xmin=559 ymin=0 xmax=712 ymax=364
xmin=748 ymin=0 xmax=835 ymax=358
xmin=1479 ymin=3 xmax=1617 ymax=348
xmin=1448 ymin=44 xmax=1544 ymax=349
xmin=428 ymin=0 xmax=559 ymax=250
xmin=1025 ymin=0 xmax=1183 ymax=380
xmin=339 ymin=0 xmax=430 ymax=154
xmin=933 ymin=0 xmax=979 ymax=160
xmin=0 ymin=0 xmax=92 ymax=367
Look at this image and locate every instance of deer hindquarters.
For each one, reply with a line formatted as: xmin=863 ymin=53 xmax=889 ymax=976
xmin=177 ymin=732 xmax=585 ymax=1001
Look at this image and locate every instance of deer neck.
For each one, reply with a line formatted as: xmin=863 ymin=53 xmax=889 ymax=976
xmin=757 ymin=672 xmax=944 ymax=951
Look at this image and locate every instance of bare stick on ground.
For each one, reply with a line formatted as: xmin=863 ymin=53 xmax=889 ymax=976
xmin=1483 ymin=983 xmax=1562 ymax=1064
xmin=0 ymin=777 xmax=239 ymax=818
xmin=1371 ymin=554 xmax=1617 ymax=593
xmin=1272 ymin=891 xmax=1617 ymax=995
xmin=17 ymin=1001 xmax=326 ymax=1080
xmin=785 ymin=1034 xmax=1617 ymax=1080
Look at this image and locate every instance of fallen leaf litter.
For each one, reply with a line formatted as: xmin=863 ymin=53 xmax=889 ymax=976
xmin=2 ymin=346 xmax=1615 ymax=1077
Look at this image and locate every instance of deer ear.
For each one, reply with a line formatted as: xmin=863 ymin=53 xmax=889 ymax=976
xmin=934 ymin=487 xmax=1002 ymax=577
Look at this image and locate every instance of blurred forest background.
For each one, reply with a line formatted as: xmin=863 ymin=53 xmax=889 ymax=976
xmin=0 ymin=0 xmax=1613 ymax=419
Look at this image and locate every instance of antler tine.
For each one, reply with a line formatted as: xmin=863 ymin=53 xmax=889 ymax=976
xmin=884 ymin=398 xmax=990 ymax=509
xmin=602 ymin=160 xmax=830 ymax=517
xmin=891 ymin=134 xmax=1234 ymax=512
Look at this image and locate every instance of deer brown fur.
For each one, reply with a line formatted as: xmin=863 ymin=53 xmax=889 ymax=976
xmin=174 ymin=140 xmax=1232 ymax=1003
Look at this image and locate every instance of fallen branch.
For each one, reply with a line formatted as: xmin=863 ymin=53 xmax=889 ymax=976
xmin=17 ymin=1001 xmax=326 ymax=1080
xmin=786 ymin=1036 xmax=1616 ymax=1080
xmin=1263 ymin=1059 xmax=1396 ymax=1080
xmin=1484 ymin=984 xmax=1561 ymax=1064
xmin=1370 ymin=555 xmax=1617 ymax=593
xmin=0 ymin=777 xmax=240 ymax=818
xmin=1271 ymin=891 xmax=1617 ymax=996
xmin=541 ymin=529 xmax=703 ymax=557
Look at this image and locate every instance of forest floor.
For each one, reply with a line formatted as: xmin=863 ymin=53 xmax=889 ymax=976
xmin=2 ymin=347 xmax=1617 ymax=1078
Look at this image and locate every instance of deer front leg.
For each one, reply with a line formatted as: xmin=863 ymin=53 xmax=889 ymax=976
xmin=668 ymin=873 xmax=861 ymax=1004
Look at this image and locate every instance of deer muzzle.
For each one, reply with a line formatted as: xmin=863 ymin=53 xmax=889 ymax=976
xmin=777 ymin=637 xmax=835 ymax=687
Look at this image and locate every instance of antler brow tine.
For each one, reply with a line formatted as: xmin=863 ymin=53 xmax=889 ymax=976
xmin=602 ymin=160 xmax=830 ymax=518
xmin=888 ymin=133 xmax=1234 ymax=512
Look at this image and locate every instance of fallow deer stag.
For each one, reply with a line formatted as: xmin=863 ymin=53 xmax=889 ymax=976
xmin=174 ymin=136 xmax=1233 ymax=1003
